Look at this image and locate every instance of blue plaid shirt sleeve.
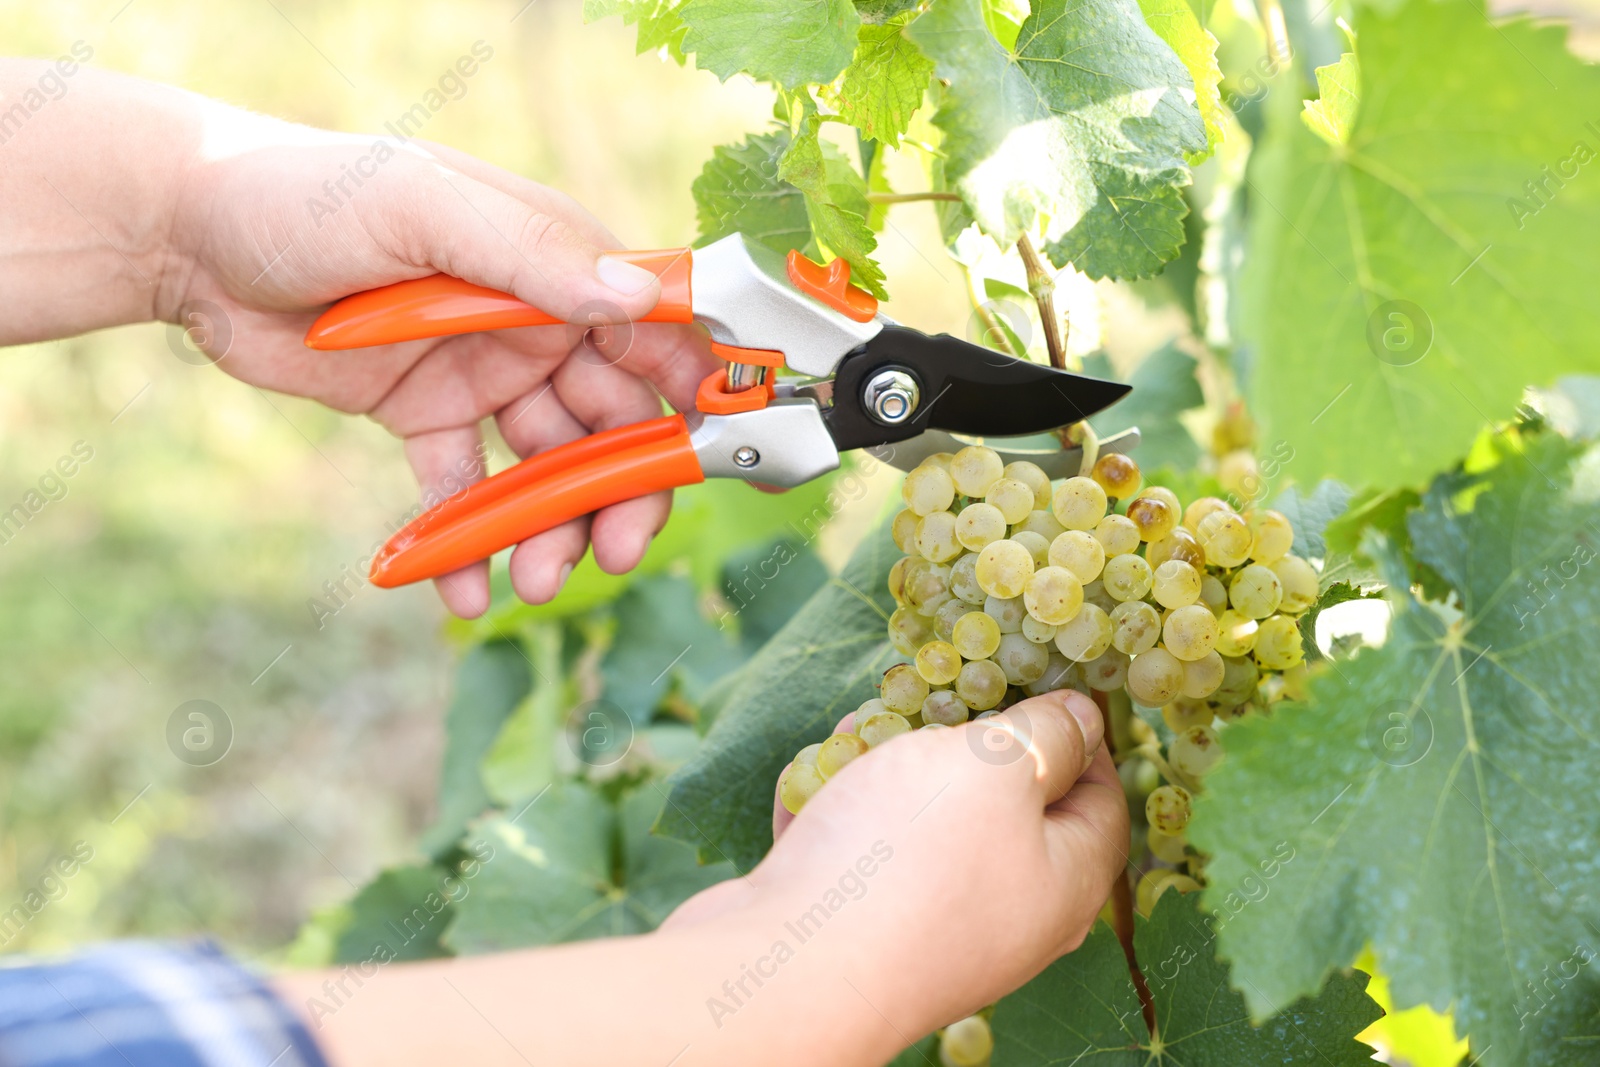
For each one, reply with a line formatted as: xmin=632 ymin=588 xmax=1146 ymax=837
xmin=0 ymin=941 xmax=329 ymax=1067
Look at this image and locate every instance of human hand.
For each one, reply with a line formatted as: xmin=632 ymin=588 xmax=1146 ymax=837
xmin=163 ymin=101 xmax=720 ymax=618
xmin=663 ymin=689 xmax=1128 ymax=1041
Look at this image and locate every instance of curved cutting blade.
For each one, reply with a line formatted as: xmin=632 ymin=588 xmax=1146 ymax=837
xmin=821 ymin=326 xmax=1132 ymax=452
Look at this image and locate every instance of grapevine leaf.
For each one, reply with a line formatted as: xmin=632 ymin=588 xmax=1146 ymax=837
xmin=1297 ymin=580 xmax=1381 ymax=664
xmin=1084 ymin=345 xmax=1204 ymax=472
xmin=1239 ymin=0 xmax=1600 ymax=489
xmin=1322 ymin=485 xmax=1452 ymax=600
xmin=1273 ymin=479 xmax=1353 ymax=563
xmin=600 ymin=574 xmax=741 ymax=718
xmin=718 ymin=538 xmax=831 ymax=657
xmin=1136 ymin=0 xmax=1225 ymax=162
xmin=583 ymin=0 xmax=688 ymax=60
xmin=679 ymin=0 xmax=859 ymax=90
xmin=332 ymin=866 xmax=456 ymax=964
xmin=982 ymin=0 xmax=1029 ymax=50
xmin=479 ymin=628 xmax=565 ymax=807
xmin=856 ymin=0 xmax=920 ymax=21
xmin=1191 ymin=434 xmax=1600 ymax=1066
xmin=991 ymin=891 xmax=1382 ymax=1065
xmin=657 ymin=523 xmax=900 ymax=869
xmin=419 ymin=641 xmax=532 ymax=857
xmin=779 ymin=119 xmax=889 ymax=298
xmin=825 ymin=13 xmax=933 ymax=146
xmin=446 ymin=782 xmax=733 ymax=951
xmin=909 ymin=0 xmax=1205 ymax=280
xmin=692 ymin=131 xmax=813 ymax=255
xmin=1301 ymin=52 xmax=1359 ymax=146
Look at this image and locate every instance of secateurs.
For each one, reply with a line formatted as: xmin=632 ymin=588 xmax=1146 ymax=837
xmin=303 ymin=234 xmax=1136 ymax=589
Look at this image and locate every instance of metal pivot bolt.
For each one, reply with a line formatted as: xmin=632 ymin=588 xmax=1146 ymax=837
xmin=733 ymin=446 xmax=760 ymax=468
xmin=863 ymin=369 xmax=920 ymax=426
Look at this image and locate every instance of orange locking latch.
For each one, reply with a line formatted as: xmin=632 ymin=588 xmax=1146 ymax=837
xmin=785 ymin=251 xmax=878 ymax=322
xmin=696 ymin=370 xmax=776 ymax=415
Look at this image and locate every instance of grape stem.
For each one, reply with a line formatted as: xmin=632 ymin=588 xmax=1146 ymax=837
xmin=1016 ymin=232 xmax=1067 ymax=370
xmin=1091 ymin=687 xmax=1158 ymax=1037
xmin=864 ymin=190 xmax=964 ymax=204
xmin=1065 ymin=419 xmax=1100 ymax=478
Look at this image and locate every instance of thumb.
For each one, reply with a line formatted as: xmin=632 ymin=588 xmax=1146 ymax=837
xmin=386 ymin=162 xmax=662 ymax=324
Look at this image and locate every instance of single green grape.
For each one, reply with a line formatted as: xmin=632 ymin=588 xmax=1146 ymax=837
xmin=1163 ymin=604 xmax=1220 ymax=661
xmin=1010 ymin=530 xmax=1051 ymax=568
xmin=1128 ymin=647 xmax=1185 ymax=705
xmin=902 ymin=463 xmax=955 ymax=516
xmin=888 ymin=607 xmax=932 ymax=657
xmin=985 ymin=477 xmax=1036 ymax=524
xmin=1270 ymin=554 xmax=1318 ymax=614
xmin=949 ymin=552 xmax=986 ymax=605
xmin=915 ymin=510 xmax=963 ymax=563
xmin=955 ymin=658 xmax=1008 ymax=710
xmin=1020 ymin=614 xmax=1058 ymax=645
xmin=922 ymin=688 xmax=970 ymax=726
xmin=1102 ymin=553 xmax=1153 ymax=602
xmin=1136 ymin=869 xmax=1200 ymax=916
xmin=1162 ymin=698 xmax=1212 ymax=732
xmin=1147 ymin=825 xmax=1187 ymax=864
xmin=1023 ymin=565 xmax=1083 ymax=625
xmin=1196 ymin=509 xmax=1251 ymax=569
xmin=1092 ymin=514 xmax=1141 ymax=557
xmin=779 ymin=762 xmax=826 ymax=814
xmin=1215 ymin=609 xmax=1259 ymax=657
xmin=950 ymin=444 xmax=1005 ymax=497
xmin=955 ymin=502 xmax=1008 ymax=552
xmin=891 ymin=509 xmax=919 ymax=554
xmin=1083 ymin=648 xmax=1131 ymax=691
xmin=940 ymin=1015 xmax=994 ymax=1067
xmin=952 ymin=611 xmax=1003 ymax=660
xmin=1253 ymin=613 xmax=1305 ymax=669
xmin=1110 ymin=600 xmax=1161 ymax=656
xmin=1180 ymin=649 xmax=1225 ymax=699
xmin=880 ymin=663 xmax=929 ymax=716
xmin=1048 ymin=529 xmax=1105 ymax=583
xmin=1170 ymin=724 xmax=1224 ymax=778
xmin=1146 ymin=528 xmax=1205 ymax=571
xmin=975 ymin=539 xmax=1034 ymax=598
xmin=1146 ymin=784 xmax=1192 ymax=835
xmin=793 ymin=742 xmax=823 ymax=768
xmin=1214 ymin=655 xmax=1260 ymax=705
xmin=1055 ymin=602 xmax=1113 ymax=662
xmin=1091 ymin=452 xmax=1142 ymax=500
xmin=1151 ymin=559 xmax=1201 ymax=609
xmin=1051 ymin=476 xmax=1108 ymax=531
xmin=932 ymin=597 xmax=968 ymax=641
xmin=1126 ymin=494 xmax=1177 ymax=542
xmin=995 ymin=632 xmax=1049 ymax=685
xmin=859 ymin=711 xmax=913 ymax=748
xmin=984 ymin=594 xmax=1025 ymax=634
xmin=1246 ymin=508 xmax=1295 ymax=563
xmin=1011 ymin=509 xmax=1067 ymax=542
xmin=1198 ymin=574 xmax=1229 ymax=616
xmin=915 ymin=640 xmax=963 ymax=685
xmin=1229 ymin=563 xmax=1284 ymax=619
xmin=1182 ymin=495 xmax=1230 ymax=533
xmin=817 ymin=732 xmax=868 ymax=778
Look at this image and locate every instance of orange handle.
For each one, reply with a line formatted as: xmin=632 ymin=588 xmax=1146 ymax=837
xmin=305 ymin=248 xmax=694 ymax=350
xmin=369 ymin=414 xmax=705 ymax=588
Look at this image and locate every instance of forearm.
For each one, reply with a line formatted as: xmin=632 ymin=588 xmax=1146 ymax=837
xmin=275 ymin=903 xmax=914 ymax=1067
xmin=0 ymin=59 xmax=201 ymax=344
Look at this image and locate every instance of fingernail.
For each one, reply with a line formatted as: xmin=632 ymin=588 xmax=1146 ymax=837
xmin=1064 ymin=694 xmax=1104 ymax=765
xmin=597 ymin=255 xmax=658 ymax=296
xmin=556 ymin=562 xmax=574 ymax=593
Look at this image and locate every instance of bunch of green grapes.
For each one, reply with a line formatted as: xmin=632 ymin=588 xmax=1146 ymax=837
xmin=777 ymin=444 xmax=1319 ymax=831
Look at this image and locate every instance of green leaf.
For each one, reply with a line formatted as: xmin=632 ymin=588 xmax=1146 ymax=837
xmin=779 ymin=119 xmax=889 ymax=298
xmin=419 ymin=642 xmax=532 ymax=856
xmin=718 ymin=538 xmax=831 ymax=657
xmin=1191 ymin=434 xmax=1600 ymax=1066
xmin=1301 ymin=52 xmax=1359 ymax=146
xmin=446 ymin=781 xmax=733 ymax=951
xmin=981 ymin=0 xmax=1029 ymax=51
xmin=825 ymin=13 xmax=933 ymax=146
xmin=657 ymin=522 xmax=900 ymax=869
xmin=692 ymin=131 xmax=813 ymax=256
xmin=1297 ymin=580 xmax=1381 ymax=664
xmin=1239 ymin=0 xmax=1600 ymax=489
xmin=991 ymin=891 xmax=1382 ymax=1065
xmin=480 ymin=627 xmax=566 ymax=807
xmin=1273 ymin=479 xmax=1354 ymax=563
xmin=1321 ymin=485 xmax=1452 ymax=600
xmin=1137 ymin=0 xmax=1225 ymax=162
xmin=584 ymin=0 xmax=688 ymax=59
xmin=679 ymin=0 xmax=860 ymax=89
xmin=601 ymin=574 xmax=740 ymax=716
xmin=909 ymin=0 xmax=1205 ymax=279
xmin=332 ymin=865 xmax=457 ymax=964
xmin=1084 ymin=345 xmax=1204 ymax=471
